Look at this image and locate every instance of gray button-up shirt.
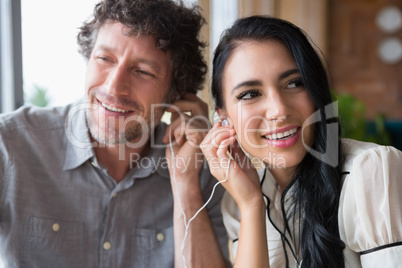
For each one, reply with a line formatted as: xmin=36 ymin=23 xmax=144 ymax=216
xmin=0 ymin=101 xmax=228 ymax=268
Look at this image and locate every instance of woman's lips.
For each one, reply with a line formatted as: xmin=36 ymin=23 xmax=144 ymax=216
xmin=262 ymin=127 xmax=301 ymax=148
xmin=263 ymin=127 xmax=298 ymax=140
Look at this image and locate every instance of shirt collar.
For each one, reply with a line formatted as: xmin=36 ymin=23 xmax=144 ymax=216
xmin=63 ymin=100 xmax=95 ymax=170
xmin=261 ymin=168 xmax=297 ymax=220
xmin=262 ymin=168 xmax=301 ymax=259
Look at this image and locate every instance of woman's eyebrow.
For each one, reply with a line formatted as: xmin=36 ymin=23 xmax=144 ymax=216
xmin=232 ymin=80 xmax=262 ymax=93
xmin=231 ymin=69 xmax=300 ymax=93
xmin=279 ymin=68 xmax=299 ymax=80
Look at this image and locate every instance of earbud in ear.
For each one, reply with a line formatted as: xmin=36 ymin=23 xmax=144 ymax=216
xmin=221 ymin=119 xmax=229 ymax=126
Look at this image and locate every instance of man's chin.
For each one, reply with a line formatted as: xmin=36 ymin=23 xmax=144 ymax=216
xmin=89 ymin=132 xmax=126 ymax=146
xmin=89 ymin=128 xmax=148 ymax=147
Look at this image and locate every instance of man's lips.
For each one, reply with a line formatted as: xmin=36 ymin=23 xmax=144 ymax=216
xmin=98 ymin=100 xmax=134 ymax=114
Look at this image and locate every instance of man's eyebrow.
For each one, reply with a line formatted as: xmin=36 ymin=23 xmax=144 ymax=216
xmin=232 ymin=80 xmax=262 ymax=93
xmin=135 ymin=58 xmax=161 ymax=73
xmin=95 ymin=45 xmax=162 ymax=72
xmin=96 ymin=45 xmax=113 ymax=53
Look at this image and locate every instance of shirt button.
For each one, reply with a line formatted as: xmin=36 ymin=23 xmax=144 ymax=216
xmin=52 ymin=223 xmax=60 ymax=232
xmin=103 ymin=241 xmax=112 ymax=250
xmin=112 ymin=192 xmax=117 ymax=198
xmin=156 ymin=232 xmax=165 ymax=242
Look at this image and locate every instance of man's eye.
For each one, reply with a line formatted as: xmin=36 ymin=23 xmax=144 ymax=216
xmin=236 ymin=90 xmax=261 ymax=100
xmin=97 ymin=56 xmax=112 ymax=62
xmin=137 ymin=70 xmax=155 ymax=77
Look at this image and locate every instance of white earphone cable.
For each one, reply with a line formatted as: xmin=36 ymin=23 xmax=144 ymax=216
xmin=168 ymin=124 xmax=230 ymax=268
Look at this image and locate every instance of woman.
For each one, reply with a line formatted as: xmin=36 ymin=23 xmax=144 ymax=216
xmin=200 ymin=16 xmax=402 ymax=268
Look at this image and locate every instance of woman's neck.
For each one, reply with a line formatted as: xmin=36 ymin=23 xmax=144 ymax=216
xmin=268 ymin=166 xmax=295 ymax=194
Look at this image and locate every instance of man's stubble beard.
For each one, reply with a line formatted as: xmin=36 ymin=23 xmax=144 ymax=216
xmin=85 ymin=89 xmax=170 ymax=145
xmin=85 ymin=108 xmax=164 ymax=146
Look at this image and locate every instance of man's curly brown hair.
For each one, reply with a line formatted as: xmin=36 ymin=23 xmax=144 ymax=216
xmin=77 ymin=0 xmax=207 ymax=98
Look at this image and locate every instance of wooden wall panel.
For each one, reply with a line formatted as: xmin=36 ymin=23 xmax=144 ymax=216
xmin=238 ymin=0 xmax=276 ymax=17
xmin=329 ymin=0 xmax=402 ymax=119
xmin=238 ymin=0 xmax=330 ymax=55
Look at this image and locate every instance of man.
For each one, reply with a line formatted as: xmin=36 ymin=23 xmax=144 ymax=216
xmin=0 ymin=0 xmax=229 ymax=267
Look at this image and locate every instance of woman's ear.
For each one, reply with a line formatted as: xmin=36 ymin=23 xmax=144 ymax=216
xmin=215 ymin=108 xmax=231 ymax=126
xmin=216 ymin=108 xmax=226 ymax=120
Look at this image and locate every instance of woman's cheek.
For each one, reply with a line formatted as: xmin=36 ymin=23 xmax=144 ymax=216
xmin=235 ymin=113 xmax=258 ymax=148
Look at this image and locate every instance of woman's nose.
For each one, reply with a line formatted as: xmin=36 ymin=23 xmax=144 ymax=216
xmin=265 ymin=90 xmax=291 ymax=122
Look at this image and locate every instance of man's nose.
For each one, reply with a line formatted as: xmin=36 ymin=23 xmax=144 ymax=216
xmin=105 ymin=65 xmax=130 ymax=96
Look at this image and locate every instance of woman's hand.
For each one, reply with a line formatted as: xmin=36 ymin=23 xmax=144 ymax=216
xmin=201 ymin=122 xmax=269 ymax=267
xmin=200 ymin=121 xmax=263 ymax=210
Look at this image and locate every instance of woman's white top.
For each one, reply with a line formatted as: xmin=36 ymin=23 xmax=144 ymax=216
xmin=221 ymin=139 xmax=402 ymax=267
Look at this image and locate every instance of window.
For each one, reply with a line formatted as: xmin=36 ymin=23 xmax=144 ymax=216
xmin=1 ymin=0 xmax=239 ymax=113
xmin=211 ymin=0 xmax=238 ymax=54
xmin=21 ymin=0 xmax=98 ymax=107
xmin=0 ymin=0 xmax=23 ymax=113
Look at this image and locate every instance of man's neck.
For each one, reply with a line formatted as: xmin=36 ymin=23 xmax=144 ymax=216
xmin=94 ymin=139 xmax=150 ymax=183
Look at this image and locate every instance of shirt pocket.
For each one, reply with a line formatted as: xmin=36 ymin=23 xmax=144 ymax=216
xmin=23 ymin=216 xmax=84 ymax=268
xmin=129 ymin=226 xmax=174 ymax=268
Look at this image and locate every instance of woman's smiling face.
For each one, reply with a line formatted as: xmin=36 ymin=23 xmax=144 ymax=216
xmin=220 ymin=39 xmax=315 ymax=175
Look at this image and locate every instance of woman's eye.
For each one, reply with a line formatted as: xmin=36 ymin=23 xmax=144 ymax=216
xmin=287 ymin=79 xmax=304 ymax=89
xmin=236 ymin=90 xmax=261 ymax=100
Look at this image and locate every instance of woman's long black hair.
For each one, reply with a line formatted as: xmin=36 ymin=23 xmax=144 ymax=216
xmin=211 ymin=16 xmax=345 ymax=268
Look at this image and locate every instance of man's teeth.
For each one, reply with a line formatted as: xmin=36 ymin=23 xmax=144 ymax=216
xmin=265 ymin=128 xmax=298 ymax=140
xmin=101 ymin=102 xmax=131 ymax=113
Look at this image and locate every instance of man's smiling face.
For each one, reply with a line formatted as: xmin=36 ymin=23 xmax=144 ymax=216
xmin=85 ymin=21 xmax=172 ymax=145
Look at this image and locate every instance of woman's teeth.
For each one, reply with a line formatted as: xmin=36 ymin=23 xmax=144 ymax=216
xmin=101 ymin=102 xmax=131 ymax=113
xmin=264 ymin=128 xmax=298 ymax=140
